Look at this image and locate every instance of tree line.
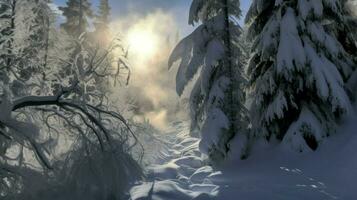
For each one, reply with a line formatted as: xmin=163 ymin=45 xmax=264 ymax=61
xmin=170 ymin=0 xmax=357 ymax=163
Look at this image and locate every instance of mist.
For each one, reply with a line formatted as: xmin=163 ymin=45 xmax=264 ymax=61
xmin=348 ymin=0 xmax=357 ymax=16
xmin=110 ymin=10 xmax=188 ymax=131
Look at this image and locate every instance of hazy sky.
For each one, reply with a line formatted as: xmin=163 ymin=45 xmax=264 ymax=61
xmin=53 ymin=0 xmax=251 ymax=35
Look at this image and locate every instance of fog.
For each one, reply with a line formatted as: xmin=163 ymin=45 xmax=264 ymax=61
xmin=347 ymin=0 xmax=357 ymax=16
xmin=110 ymin=10 xmax=188 ymax=131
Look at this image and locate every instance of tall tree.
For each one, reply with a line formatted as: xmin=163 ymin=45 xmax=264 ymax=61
xmin=246 ymin=0 xmax=356 ymax=152
xmin=169 ymin=0 xmax=248 ymax=162
xmin=0 ymin=0 xmax=16 ymax=74
xmin=344 ymin=0 xmax=357 ymax=99
xmin=95 ymin=0 xmax=110 ymax=32
xmin=59 ymin=0 xmax=93 ymax=36
xmin=92 ymin=0 xmax=111 ymax=46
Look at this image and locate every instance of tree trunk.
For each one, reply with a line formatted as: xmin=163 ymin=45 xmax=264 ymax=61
xmin=79 ymin=0 xmax=83 ymax=36
xmin=223 ymin=0 xmax=236 ymax=148
xmin=43 ymin=15 xmax=50 ymax=73
xmin=6 ymin=0 xmax=16 ymax=69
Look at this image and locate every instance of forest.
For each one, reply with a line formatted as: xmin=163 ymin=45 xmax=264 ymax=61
xmin=0 ymin=0 xmax=356 ymax=199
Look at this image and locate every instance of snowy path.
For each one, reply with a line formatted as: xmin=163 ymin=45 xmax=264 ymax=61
xmin=129 ymin=122 xmax=222 ymax=200
xmin=129 ymin=113 xmax=357 ymax=200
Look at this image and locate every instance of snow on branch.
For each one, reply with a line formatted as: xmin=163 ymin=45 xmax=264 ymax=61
xmin=10 ymin=80 xmax=136 ymax=153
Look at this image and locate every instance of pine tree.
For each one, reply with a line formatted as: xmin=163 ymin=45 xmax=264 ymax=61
xmin=59 ymin=0 xmax=93 ymax=36
xmin=246 ymin=0 xmax=355 ymax=152
xmin=169 ymin=0 xmax=248 ymax=161
xmin=95 ymin=0 xmax=110 ymax=32
xmin=344 ymin=0 xmax=357 ymax=99
xmin=0 ymin=0 xmax=16 ymax=73
xmin=92 ymin=0 xmax=111 ymax=46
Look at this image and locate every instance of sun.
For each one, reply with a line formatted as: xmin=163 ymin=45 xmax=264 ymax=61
xmin=127 ymin=28 xmax=158 ymax=59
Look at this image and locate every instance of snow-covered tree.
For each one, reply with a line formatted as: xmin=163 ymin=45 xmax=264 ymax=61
xmin=169 ymin=0 xmax=248 ymax=162
xmin=0 ymin=35 xmax=137 ymax=198
xmin=246 ymin=0 xmax=356 ymax=152
xmin=13 ymin=0 xmax=53 ymax=81
xmin=59 ymin=0 xmax=93 ymax=36
xmin=0 ymin=0 xmax=53 ymax=84
xmin=0 ymin=1 xmax=139 ymax=197
xmin=344 ymin=0 xmax=357 ymax=99
xmin=0 ymin=0 xmax=16 ymax=72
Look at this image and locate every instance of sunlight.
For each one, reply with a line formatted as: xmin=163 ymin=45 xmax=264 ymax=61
xmin=111 ymin=11 xmax=180 ymax=131
xmin=127 ymin=28 xmax=158 ymax=59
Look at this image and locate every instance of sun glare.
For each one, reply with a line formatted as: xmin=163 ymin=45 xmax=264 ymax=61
xmin=127 ymin=29 xmax=158 ymax=59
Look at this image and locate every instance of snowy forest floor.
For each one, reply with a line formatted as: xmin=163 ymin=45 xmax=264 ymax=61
xmin=130 ymin=122 xmax=219 ymax=200
xmin=129 ymin=107 xmax=357 ymax=200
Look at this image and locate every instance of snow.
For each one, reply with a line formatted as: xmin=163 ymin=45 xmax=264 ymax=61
xmin=347 ymin=70 xmax=357 ymax=98
xmin=169 ymin=14 xmax=226 ymax=96
xmin=260 ymin=17 xmax=279 ymax=60
xmin=264 ymin=90 xmax=288 ymax=123
xmin=189 ymin=0 xmax=205 ymax=25
xmin=247 ymin=0 xmax=355 ymax=152
xmin=189 ymin=166 xmax=214 ymax=183
xmin=283 ymin=106 xmax=324 ymax=152
xmin=130 ymin=107 xmax=357 ymax=199
xmin=201 ymin=39 xmax=225 ymax=95
xmin=305 ymin=39 xmax=351 ymax=112
xmin=130 ymin=122 xmax=222 ymax=200
xmin=199 ymin=108 xmax=229 ymax=155
xmin=244 ymin=112 xmax=356 ymax=197
xmin=222 ymin=108 xmax=357 ymax=199
xmin=307 ymin=22 xmax=340 ymax=57
xmin=277 ymin=8 xmax=306 ymax=77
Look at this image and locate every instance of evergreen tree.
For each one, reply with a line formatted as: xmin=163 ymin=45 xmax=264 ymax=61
xmin=169 ymin=0 xmax=248 ymax=161
xmin=0 ymin=0 xmax=16 ymax=73
xmin=59 ymin=0 xmax=93 ymax=36
xmin=246 ymin=0 xmax=355 ymax=152
xmin=95 ymin=0 xmax=110 ymax=32
xmin=90 ymin=0 xmax=113 ymax=45
xmin=344 ymin=0 xmax=357 ymax=99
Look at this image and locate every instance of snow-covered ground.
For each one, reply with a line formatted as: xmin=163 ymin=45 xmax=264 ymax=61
xmin=220 ymin=110 xmax=357 ymax=200
xmin=130 ymin=107 xmax=357 ymax=200
xmin=130 ymin=122 xmax=219 ymax=200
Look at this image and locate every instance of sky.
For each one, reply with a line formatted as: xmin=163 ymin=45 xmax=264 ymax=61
xmin=53 ymin=0 xmax=252 ymax=33
xmin=52 ymin=0 xmax=252 ymax=130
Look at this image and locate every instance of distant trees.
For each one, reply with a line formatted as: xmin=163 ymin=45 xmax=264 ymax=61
xmin=169 ymin=0 xmax=248 ymax=162
xmin=95 ymin=0 xmax=110 ymax=34
xmin=92 ymin=0 xmax=111 ymax=46
xmin=59 ymin=0 xmax=112 ymax=43
xmin=59 ymin=0 xmax=93 ymax=36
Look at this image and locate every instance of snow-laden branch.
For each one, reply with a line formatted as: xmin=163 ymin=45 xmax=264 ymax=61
xmin=12 ymin=81 xmax=78 ymax=111
xmin=3 ymin=80 xmax=138 ymax=169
